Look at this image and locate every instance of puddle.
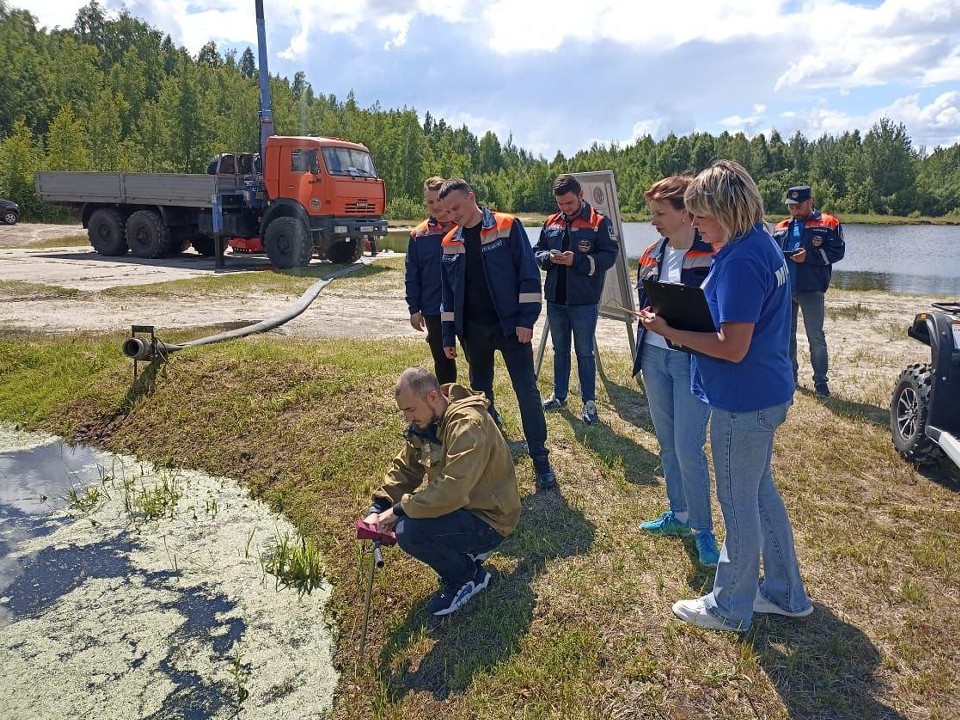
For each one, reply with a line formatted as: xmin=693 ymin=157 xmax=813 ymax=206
xmin=0 ymin=425 xmax=337 ymax=719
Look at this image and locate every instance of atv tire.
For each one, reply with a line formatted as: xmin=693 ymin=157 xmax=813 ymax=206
xmin=890 ymin=363 xmax=943 ymax=464
xmin=88 ymin=208 xmax=128 ymax=256
xmin=324 ymin=238 xmax=363 ymax=264
xmin=264 ymin=217 xmax=313 ymax=268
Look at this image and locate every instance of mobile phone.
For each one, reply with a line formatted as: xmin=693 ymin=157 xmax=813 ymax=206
xmin=784 ymin=247 xmax=803 ymax=257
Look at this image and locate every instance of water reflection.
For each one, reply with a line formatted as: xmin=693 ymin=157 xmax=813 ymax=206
xmin=0 ymin=439 xmax=115 ymax=600
xmin=833 ymin=270 xmax=960 ymax=296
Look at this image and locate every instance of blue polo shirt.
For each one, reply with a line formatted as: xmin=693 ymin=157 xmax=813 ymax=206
xmin=692 ymin=223 xmax=794 ymax=411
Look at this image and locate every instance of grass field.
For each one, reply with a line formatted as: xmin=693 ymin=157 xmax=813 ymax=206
xmin=1 ymin=272 xmax=958 ymax=719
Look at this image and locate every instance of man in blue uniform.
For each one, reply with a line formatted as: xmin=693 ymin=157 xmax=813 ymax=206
xmin=405 ymin=176 xmax=457 ymax=384
xmin=772 ymin=185 xmax=845 ymax=398
xmin=438 ymin=179 xmax=556 ymax=490
xmin=535 ymin=174 xmax=618 ymax=425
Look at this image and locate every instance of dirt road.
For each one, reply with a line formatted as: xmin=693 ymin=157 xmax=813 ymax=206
xmin=0 ymin=223 xmax=939 ymax=403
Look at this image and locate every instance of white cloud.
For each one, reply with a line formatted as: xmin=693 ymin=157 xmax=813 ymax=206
xmin=775 ymin=0 xmax=960 ymax=90
xmin=479 ymin=0 xmax=786 ymax=53
xmin=790 ymin=91 xmax=960 ymax=149
xmin=721 ymin=104 xmax=768 ymax=131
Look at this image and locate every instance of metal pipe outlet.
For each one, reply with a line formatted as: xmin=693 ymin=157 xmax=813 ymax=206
xmin=122 ymin=261 xmax=366 ymax=361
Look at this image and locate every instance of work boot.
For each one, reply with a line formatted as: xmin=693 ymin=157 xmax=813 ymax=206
xmin=814 ymin=384 xmax=831 ymax=398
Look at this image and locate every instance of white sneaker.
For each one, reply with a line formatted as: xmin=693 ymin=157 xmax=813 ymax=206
xmin=753 ymin=590 xmax=814 ymax=617
xmin=671 ymin=596 xmax=745 ymax=632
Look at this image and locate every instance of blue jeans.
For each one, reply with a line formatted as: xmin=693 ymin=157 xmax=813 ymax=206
xmin=640 ymin=344 xmax=713 ymax=531
xmin=546 ymin=301 xmax=599 ymax=402
xmin=791 ymin=291 xmax=828 ymax=386
xmin=396 ymin=509 xmax=504 ymax=585
xmin=461 ymin=321 xmax=549 ymax=470
xmin=703 ymin=401 xmax=811 ymax=630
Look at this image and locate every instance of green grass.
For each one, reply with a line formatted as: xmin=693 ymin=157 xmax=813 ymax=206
xmin=261 ymin=532 xmax=326 ymax=597
xmin=2 ymin=317 xmax=959 ymax=718
xmin=27 ymin=233 xmax=91 ymax=248
xmin=826 ymin=301 xmax=877 ymax=321
xmin=98 ymin=261 xmax=392 ymax=298
xmin=0 ymin=280 xmax=81 ymax=298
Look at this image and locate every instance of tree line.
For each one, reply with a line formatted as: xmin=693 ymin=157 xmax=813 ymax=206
xmin=2 ymin=1 xmax=959 ymax=222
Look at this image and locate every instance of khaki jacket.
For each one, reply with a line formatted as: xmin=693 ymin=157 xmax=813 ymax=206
xmin=373 ymin=383 xmax=520 ymax=537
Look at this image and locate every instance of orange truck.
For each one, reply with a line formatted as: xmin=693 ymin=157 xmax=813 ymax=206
xmin=34 ymin=1 xmax=387 ymax=268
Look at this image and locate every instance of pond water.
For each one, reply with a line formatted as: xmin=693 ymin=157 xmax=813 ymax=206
xmin=0 ymin=425 xmax=336 ymax=720
xmin=528 ymin=221 xmax=960 ymax=296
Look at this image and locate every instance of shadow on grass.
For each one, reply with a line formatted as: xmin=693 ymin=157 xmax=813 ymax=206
xmin=679 ymin=536 xmax=720 ymax=593
xmin=378 ymin=490 xmax=596 ymax=701
xmin=806 ymin=388 xmax=960 ymax=490
xmin=600 ymin=370 xmax=652 ymax=432
xmin=562 ymin=408 xmax=660 ymax=486
xmin=798 ymin=386 xmax=888 ymax=428
xmin=750 ymin=605 xmax=907 ymax=720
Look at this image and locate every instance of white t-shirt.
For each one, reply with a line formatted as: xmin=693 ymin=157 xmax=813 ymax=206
xmin=643 ymin=246 xmax=689 ymax=350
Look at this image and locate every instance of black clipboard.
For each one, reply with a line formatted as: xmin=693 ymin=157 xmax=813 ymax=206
xmin=642 ymin=278 xmax=716 ymax=353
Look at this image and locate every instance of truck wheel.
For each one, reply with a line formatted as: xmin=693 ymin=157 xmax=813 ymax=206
xmin=890 ymin=363 xmax=943 ymax=464
xmin=127 ymin=210 xmax=170 ymax=258
xmin=88 ymin=208 xmax=128 ymax=256
xmin=264 ymin=217 xmax=313 ymax=268
xmin=191 ymin=235 xmax=217 ymax=257
xmin=163 ymin=228 xmax=191 ymax=255
xmin=324 ymin=238 xmax=363 ymax=264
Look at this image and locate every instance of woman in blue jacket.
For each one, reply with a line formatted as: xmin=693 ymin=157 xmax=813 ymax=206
xmin=634 ymin=175 xmax=718 ymax=568
xmin=640 ymin=160 xmax=813 ymax=632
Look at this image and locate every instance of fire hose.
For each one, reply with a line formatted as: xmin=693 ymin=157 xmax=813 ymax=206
xmin=121 ymin=261 xmax=366 ymax=361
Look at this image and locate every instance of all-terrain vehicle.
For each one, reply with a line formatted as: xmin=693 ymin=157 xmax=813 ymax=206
xmin=890 ymin=302 xmax=960 ymax=468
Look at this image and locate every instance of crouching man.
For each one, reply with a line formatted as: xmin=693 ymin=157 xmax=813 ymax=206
xmin=364 ymin=366 xmax=520 ymax=616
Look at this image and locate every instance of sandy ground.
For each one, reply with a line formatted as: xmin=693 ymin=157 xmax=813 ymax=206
xmin=0 ymin=223 xmax=944 ymax=404
xmin=0 ymin=425 xmax=336 ymax=720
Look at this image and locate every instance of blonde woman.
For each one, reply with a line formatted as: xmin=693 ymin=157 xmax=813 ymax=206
xmin=640 ymin=160 xmax=812 ymax=632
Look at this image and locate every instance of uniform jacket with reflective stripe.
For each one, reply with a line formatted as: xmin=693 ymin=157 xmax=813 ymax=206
xmin=405 ymin=217 xmax=453 ymax=315
xmin=440 ymin=208 xmax=543 ymax=347
xmin=772 ymin=210 xmax=844 ymax=293
xmin=632 ymin=234 xmax=715 ymax=376
xmin=533 ymin=201 xmax=619 ymax=305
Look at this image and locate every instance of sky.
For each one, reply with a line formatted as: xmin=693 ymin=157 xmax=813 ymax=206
xmin=19 ymin=0 xmax=960 ymax=158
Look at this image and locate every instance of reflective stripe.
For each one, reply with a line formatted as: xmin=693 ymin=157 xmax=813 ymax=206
xmin=442 ymin=244 xmax=464 ymax=254
xmin=518 ymin=292 xmax=541 ymax=304
xmin=441 ymin=312 xmax=455 ymax=322
xmin=684 ymin=254 xmax=714 ymax=268
xmin=587 ymin=255 xmax=596 ymax=277
xmin=481 ymin=230 xmax=510 ymax=244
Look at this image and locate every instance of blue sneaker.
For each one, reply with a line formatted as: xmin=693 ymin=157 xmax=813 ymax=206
xmin=694 ymin=530 xmax=720 ymax=567
xmin=428 ymin=565 xmax=491 ymax=616
xmin=639 ymin=511 xmax=691 ymax=537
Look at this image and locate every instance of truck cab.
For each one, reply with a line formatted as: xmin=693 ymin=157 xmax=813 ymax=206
xmin=262 ymin=136 xmax=387 ymax=263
